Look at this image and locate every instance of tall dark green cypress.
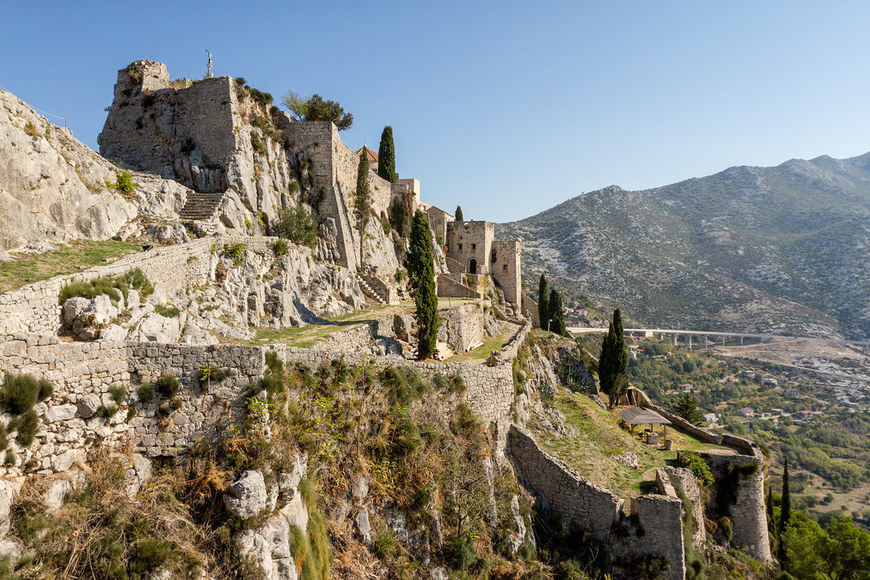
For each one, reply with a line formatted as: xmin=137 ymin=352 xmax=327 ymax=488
xmin=377 ymin=126 xmax=396 ymax=183
xmin=778 ymin=458 xmax=791 ymax=564
xmin=549 ymin=288 xmax=567 ymax=336
xmin=538 ymin=274 xmax=549 ymax=329
xmin=355 ymin=152 xmax=371 ymax=265
xmin=455 ymin=205 xmax=464 ymax=222
xmin=408 ymin=210 xmax=438 ymax=359
xmin=599 ymin=308 xmax=628 ymax=407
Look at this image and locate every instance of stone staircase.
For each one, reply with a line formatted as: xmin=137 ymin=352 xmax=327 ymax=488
xmin=178 ymin=193 xmax=225 ymax=221
xmin=358 ymin=275 xmax=388 ymax=305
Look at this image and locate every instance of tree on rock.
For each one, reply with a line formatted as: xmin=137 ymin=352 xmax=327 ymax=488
xmin=599 ymin=308 xmax=628 ymax=407
xmin=548 ymin=288 xmax=567 ymax=337
xmin=282 ymin=92 xmax=353 ymax=130
xmin=455 ymin=206 xmax=464 ymax=222
xmin=355 ymin=152 xmax=371 ymax=265
xmin=538 ymin=274 xmax=549 ymax=330
xmin=408 ymin=210 xmax=439 ymax=359
xmin=377 ymin=126 xmax=397 ymax=183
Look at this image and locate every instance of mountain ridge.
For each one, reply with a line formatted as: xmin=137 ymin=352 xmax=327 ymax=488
xmin=497 ymin=151 xmax=870 ymax=340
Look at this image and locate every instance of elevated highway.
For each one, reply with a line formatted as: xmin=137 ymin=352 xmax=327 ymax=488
xmin=566 ymin=327 xmax=870 ymax=352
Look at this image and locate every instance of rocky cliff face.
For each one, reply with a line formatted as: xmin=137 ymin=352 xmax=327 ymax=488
xmin=0 ymin=88 xmax=135 ymax=251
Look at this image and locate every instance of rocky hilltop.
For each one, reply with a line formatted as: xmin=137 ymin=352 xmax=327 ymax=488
xmin=0 ymin=61 xmax=775 ymax=579
xmin=498 ymin=154 xmax=870 ymax=339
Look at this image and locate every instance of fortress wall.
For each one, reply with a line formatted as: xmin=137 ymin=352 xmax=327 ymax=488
xmin=702 ymin=452 xmax=772 ymax=564
xmin=508 ymin=426 xmax=622 ymax=537
xmin=275 ymin=346 xmax=515 ymax=437
xmin=491 ymin=240 xmax=522 ymax=307
xmin=126 ymin=343 xmax=265 ymax=457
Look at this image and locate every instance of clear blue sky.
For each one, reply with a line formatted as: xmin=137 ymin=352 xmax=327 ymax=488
xmin=3 ymin=1 xmax=869 ymax=222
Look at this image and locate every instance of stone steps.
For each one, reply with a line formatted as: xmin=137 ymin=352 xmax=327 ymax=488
xmin=178 ymin=193 xmax=224 ymax=221
xmin=358 ymin=276 xmax=387 ymax=305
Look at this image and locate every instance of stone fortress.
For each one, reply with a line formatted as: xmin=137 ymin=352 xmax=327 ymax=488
xmin=0 ymin=60 xmax=772 ymax=579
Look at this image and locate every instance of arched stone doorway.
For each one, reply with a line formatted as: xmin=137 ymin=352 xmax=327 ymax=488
xmin=469 ymin=258 xmax=478 ymax=274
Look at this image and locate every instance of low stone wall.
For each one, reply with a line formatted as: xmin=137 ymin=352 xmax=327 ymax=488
xmin=493 ymin=321 xmax=531 ymax=365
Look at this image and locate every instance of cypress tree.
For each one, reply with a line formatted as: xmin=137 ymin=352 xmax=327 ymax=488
xmin=408 ymin=210 xmax=439 ymax=359
xmin=549 ymin=288 xmax=567 ymax=336
xmin=355 ymin=152 xmax=371 ymax=265
xmin=538 ymin=274 xmax=549 ymax=330
xmin=455 ymin=206 xmax=464 ymax=222
xmin=778 ymin=458 xmax=791 ymax=564
xmin=377 ymin=126 xmax=397 ymax=183
xmin=599 ymin=308 xmax=628 ymax=407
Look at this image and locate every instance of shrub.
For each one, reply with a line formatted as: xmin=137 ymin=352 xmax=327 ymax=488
xmin=58 ymin=268 xmax=153 ymax=304
xmin=222 ymin=243 xmax=247 ymax=266
xmin=273 ymin=239 xmax=289 ymax=256
xmin=108 ymin=385 xmax=126 ymax=405
xmin=153 ymin=304 xmax=181 ymax=318
xmin=0 ymin=373 xmax=52 ymax=415
xmin=275 ymin=205 xmax=318 ymax=248
xmin=155 ymin=375 xmax=179 ymax=399
xmin=108 ymin=170 xmax=136 ymax=195
xmin=451 ymin=403 xmax=480 ymax=438
xmin=179 ymin=136 xmax=196 ymax=154
xmin=97 ymin=405 xmax=118 ymax=419
xmin=14 ymin=409 xmax=39 ymax=446
xmin=129 ymin=539 xmax=174 ymax=574
xmin=381 ymin=367 xmax=427 ymax=405
xmin=678 ymin=451 xmax=714 ymax=487
xmin=137 ymin=383 xmax=154 ymax=404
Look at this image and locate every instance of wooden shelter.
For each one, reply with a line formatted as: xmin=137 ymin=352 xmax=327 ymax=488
xmin=617 ymin=406 xmax=672 ymax=441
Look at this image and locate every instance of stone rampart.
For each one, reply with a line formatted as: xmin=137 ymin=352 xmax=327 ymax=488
xmin=508 ymin=426 xmax=622 ymax=537
xmin=701 ymin=451 xmax=772 ymax=563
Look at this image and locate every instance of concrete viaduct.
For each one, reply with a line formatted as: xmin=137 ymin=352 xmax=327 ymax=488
xmin=566 ymin=327 xmax=870 ymax=353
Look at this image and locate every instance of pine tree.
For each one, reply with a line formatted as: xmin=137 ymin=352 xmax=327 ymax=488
xmin=408 ymin=210 xmax=439 ymax=359
xmin=455 ymin=206 xmax=464 ymax=222
xmin=538 ymin=274 xmax=549 ymax=330
xmin=549 ymin=288 xmax=567 ymax=336
xmin=377 ymin=126 xmax=396 ymax=183
xmin=779 ymin=458 xmax=792 ymax=564
xmin=355 ymin=152 xmax=371 ymax=265
xmin=599 ymin=308 xmax=628 ymax=407
xmin=673 ymin=393 xmax=702 ymax=425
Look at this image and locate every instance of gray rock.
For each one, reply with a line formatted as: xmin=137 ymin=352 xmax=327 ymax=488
xmin=44 ymin=479 xmax=71 ymax=514
xmin=352 ymin=474 xmax=369 ymax=500
xmin=431 ymin=566 xmax=449 ymax=580
xmin=44 ymin=403 xmax=78 ymax=423
xmin=0 ymin=480 xmax=16 ymax=536
xmin=0 ymin=250 xmax=11 ymax=263
xmin=223 ymin=470 xmax=268 ymax=519
xmin=393 ymin=313 xmax=415 ymax=342
xmin=277 ymin=453 xmax=308 ymax=497
xmin=100 ymin=324 xmax=128 ymax=341
xmin=281 ymin=493 xmax=308 ymax=530
xmin=508 ymin=495 xmax=527 ymax=554
xmin=354 ymin=507 xmax=372 ymax=549
xmin=23 ymin=240 xmax=58 ymax=253
xmin=62 ymin=297 xmax=90 ymax=327
xmin=52 ymin=448 xmax=84 ymax=472
xmin=123 ymin=454 xmax=152 ymax=498
xmin=130 ymin=313 xmax=181 ymax=343
xmin=126 ymin=289 xmax=140 ymax=309
xmin=0 ymin=538 xmax=22 ymax=562
xmin=76 ymin=394 xmax=102 ymax=418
